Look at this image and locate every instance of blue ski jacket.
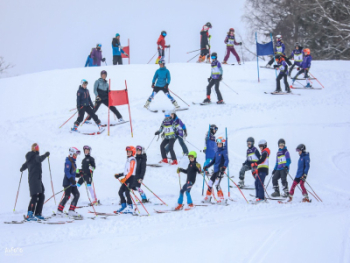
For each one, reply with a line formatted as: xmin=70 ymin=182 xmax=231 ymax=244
xmin=207 ymin=146 xmax=229 ymax=173
xmin=204 ymin=131 xmax=217 ymax=160
xmin=85 ymin=55 xmax=94 ymax=67
xmin=63 ymin=157 xmax=77 ymax=187
xmin=152 ymin=67 xmax=171 ymax=87
xmin=295 ymin=152 xmax=310 ymax=178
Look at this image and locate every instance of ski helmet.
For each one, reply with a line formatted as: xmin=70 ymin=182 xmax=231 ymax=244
xmin=126 ymin=146 xmax=136 ymax=156
xmin=229 ymin=28 xmax=235 ymax=32
xmin=115 ymin=33 xmax=120 ymax=37
xmin=136 ymin=145 xmax=145 ymax=154
xmin=276 ymin=35 xmax=282 ymax=40
xmin=164 ymin=110 xmax=171 ymax=118
xmin=83 ymin=145 xmax=91 ymax=155
xmin=216 ymin=137 xmax=226 ymax=146
xmin=296 ymin=144 xmax=306 ymax=152
xmin=211 ymin=52 xmax=218 ymax=60
xmin=69 ymin=147 xmax=81 ymax=157
xmin=161 ymin=30 xmax=167 ymax=36
xmin=101 ymin=70 xmax=107 ymax=76
xmin=303 ymin=48 xmax=310 ymax=55
xmin=275 ymin=54 xmax=284 ymax=62
xmin=258 ymin=139 xmax=267 ymax=149
xmin=205 ymin=22 xmax=212 ymax=28
xmin=81 ymin=79 xmax=88 ymax=86
xmin=278 ymin=138 xmax=286 ymax=145
xmin=188 ymin=151 xmax=197 ymax=159
xmin=96 ymin=43 xmax=102 ymax=48
xmin=247 ymin=137 xmax=255 ymax=146
xmin=295 ymin=42 xmax=300 ymax=48
xmin=159 ymin=59 xmax=166 ymax=65
xmin=210 ymin=124 xmax=218 ymax=133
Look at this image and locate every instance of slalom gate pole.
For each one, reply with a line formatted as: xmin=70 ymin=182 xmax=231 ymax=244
xmin=47 ymin=157 xmax=56 ymax=205
xmin=225 ymin=173 xmax=249 ymax=204
xmin=288 ymin=173 xmax=319 ymax=202
xmin=178 ymin=172 xmax=181 ymax=190
xmin=305 ymin=181 xmax=323 ymax=202
xmin=147 ymin=52 xmax=158 ymax=64
xmin=168 ymin=46 xmax=170 ymax=63
xmin=59 ymin=107 xmax=82 ymax=128
xmin=225 ymin=127 xmax=230 ymax=198
xmin=185 ymin=139 xmax=202 ymax=153
xmin=141 ymin=182 xmax=167 ymax=206
xmin=44 ymin=185 xmax=71 ymax=204
xmin=187 ymin=53 xmax=200 ymax=63
xmin=13 ymin=172 xmax=23 ymax=212
xmin=309 ymin=72 xmax=324 ymax=88
xmin=202 ymin=124 xmax=210 ymax=195
xmin=169 ymin=89 xmax=190 ymax=107
xmin=186 ymin=48 xmax=205 ymax=54
xmin=146 ymin=135 xmax=156 ymax=151
xmin=221 ymin=81 xmax=239 ymax=95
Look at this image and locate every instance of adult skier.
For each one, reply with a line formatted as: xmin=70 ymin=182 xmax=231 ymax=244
xmin=91 ymin=43 xmax=105 ymax=66
xmin=203 ymin=124 xmax=218 ymax=168
xmin=156 ymin=31 xmax=170 ymax=64
xmin=288 ymin=42 xmax=303 ymax=76
xmin=222 ymin=28 xmax=242 ymax=65
xmin=114 ymin=146 xmax=137 ymax=214
xmin=202 ymin=137 xmax=229 ymax=204
xmin=155 ymin=111 xmax=178 ymax=165
xmin=165 ymin=110 xmax=189 ymax=156
xmin=202 ymin=52 xmax=224 ymax=104
xmin=20 ymin=143 xmax=50 ymax=221
xmin=56 ymin=147 xmax=82 ymax=218
xmin=144 ymin=59 xmax=179 ymax=109
xmin=287 ymin=144 xmax=311 ymax=202
xmin=198 ymin=22 xmax=212 ymax=63
xmin=85 ymin=48 xmax=94 ymax=67
xmin=112 ymin=33 xmax=129 ymax=65
xmin=292 ymin=48 xmax=313 ymax=88
xmin=238 ymin=137 xmax=260 ymax=187
xmin=131 ymin=145 xmax=149 ymax=203
xmin=71 ymin=80 xmax=103 ymax=133
xmin=271 ymin=138 xmax=291 ymax=197
xmin=86 ymin=70 xmax=124 ymax=123
xmin=175 ymin=151 xmax=202 ymax=210
xmin=266 ymin=35 xmax=291 ymax=67
xmin=273 ymin=55 xmax=291 ymax=93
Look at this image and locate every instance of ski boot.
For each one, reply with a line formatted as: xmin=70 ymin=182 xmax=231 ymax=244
xmin=71 ymin=124 xmax=79 ymax=133
xmin=287 ymin=196 xmax=293 ymax=202
xmin=274 ymin=89 xmax=282 ymax=93
xmin=205 ymin=57 xmax=211 ymax=63
xmin=271 ymin=189 xmax=281 ymax=197
xmin=222 ymin=61 xmax=228 ymax=65
xmin=265 ymin=64 xmax=271 ymax=68
xmin=54 ymin=210 xmax=65 ymax=218
xmin=202 ymin=191 xmax=212 ymax=203
xmin=217 ymin=100 xmax=225 ymax=104
xmin=202 ymin=98 xmax=211 ymax=104
xmin=302 ymin=196 xmax=311 ymax=203
xmin=171 ymin=160 xmax=178 ymax=165
xmin=84 ymin=120 xmax=92 ymax=125
xmin=142 ymin=199 xmax=151 ymax=203
xmin=197 ymin=55 xmax=205 ymax=63
xmin=97 ymin=123 xmax=105 ymax=132
xmin=115 ymin=203 xmax=126 ymax=213
xmin=155 ymin=57 xmax=160 ymax=64
xmin=144 ymin=100 xmax=151 ymax=109
xmin=217 ymin=190 xmax=225 ymax=201
xmin=282 ymin=191 xmax=290 ymax=198
xmin=118 ymin=118 xmax=124 ymax=122
xmin=68 ymin=210 xmax=83 ymax=219
xmin=123 ymin=204 xmax=134 ymax=214
xmin=26 ymin=211 xmax=38 ymax=221
xmin=174 ymin=204 xmax=184 ymax=211
xmin=238 ymin=61 xmax=242 ymax=65
xmin=238 ymin=179 xmax=244 ymax=187
xmin=255 ymin=198 xmax=266 ymax=204
xmin=90 ymin=199 xmax=99 ymax=206
xmin=305 ymin=83 xmax=312 ymax=88
xmin=286 ymin=87 xmax=291 ymax=93
xmin=172 ymin=100 xmax=180 ymax=109
xmin=188 ymin=203 xmax=194 ymax=208
xmin=160 ymin=158 xmax=168 ymax=164
xmin=34 ymin=214 xmax=47 ymax=220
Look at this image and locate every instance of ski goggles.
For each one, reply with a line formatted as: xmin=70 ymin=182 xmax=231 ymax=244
xmin=136 ymin=145 xmax=143 ymax=151
xmin=162 ymin=32 xmax=167 ymax=36
xmin=126 ymin=146 xmax=134 ymax=151
xmin=188 ymin=155 xmax=195 ymax=159
xmin=97 ymin=44 xmax=102 ymax=47
xmin=211 ymin=55 xmax=217 ymax=59
xmin=279 ymin=143 xmax=285 ymax=147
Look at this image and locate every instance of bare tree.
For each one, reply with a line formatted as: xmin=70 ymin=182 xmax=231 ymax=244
xmin=0 ymin=57 xmax=14 ymax=75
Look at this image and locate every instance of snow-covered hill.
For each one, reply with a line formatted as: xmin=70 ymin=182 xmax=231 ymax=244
xmin=1 ymin=62 xmax=350 ymax=263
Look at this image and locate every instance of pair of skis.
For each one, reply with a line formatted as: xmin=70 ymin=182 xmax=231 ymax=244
xmin=146 ymin=108 xmax=189 ymax=113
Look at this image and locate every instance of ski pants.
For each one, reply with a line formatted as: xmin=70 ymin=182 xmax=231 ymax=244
xmin=131 ymin=178 xmax=147 ymax=200
xmin=178 ymin=181 xmax=193 ymax=205
xmin=28 ymin=184 xmax=45 ymax=216
xmin=158 ymin=49 xmax=165 ymax=60
xmin=207 ymin=171 xmax=223 ymax=192
xmin=268 ymin=55 xmax=292 ymax=66
xmin=119 ymin=177 xmax=134 ymax=205
xmin=255 ymin=172 xmax=267 ymax=200
xmin=239 ymin=164 xmax=251 ymax=180
xmin=58 ymin=186 xmax=80 ymax=211
xmin=207 ymin=79 xmax=223 ymax=101
xmin=276 ymin=72 xmax=289 ymax=91
xmin=288 ymin=62 xmax=301 ymax=76
xmin=165 ymin=136 xmax=188 ymax=155
xmin=272 ymin=170 xmax=288 ymax=192
xmin=87 ymin=98 xmax=122 ymax=120
xmin=223 ymin=46 xmax=240 ymax=63
xmin=113 ymin=55 xmax=123 ymax=65
xmin=161 ymin=138 xmax=177 ymax=160
xmin=75 ymin=105 xmax=101 ymax=126
xmin=294 ymin=68 xmax=311 ymax=85
xmin=148 ymin=86 xmax=175 ymax=103
xmin=289 ymin=177 xmax=308 ymax=197
xmin=77 ymin=173 xmax=96 ymax=200
xmin=200 ymin=47 xmax=210 ymax=58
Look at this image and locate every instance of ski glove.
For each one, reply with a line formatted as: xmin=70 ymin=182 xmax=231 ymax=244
xmin=177 ymin=167 xmax=181 ymax=173
xmin=101 ymin=58 xmax=106 ymax=62
xmin=114 ymin=173 xmax=123 ymax=179
xmin=69 ymin=177 xmax=76 ymax=185
xmin=220 ymin=166 xmax=226 ymax=172
xmin=239 ymin=42 xmax=243 ymax=45
xmin=251 ymin=163 xmax=257 ymax=168
xmin=20 ymin=167 xmax=25 ymax=172
xmin=218 ymin=75 xmax=222 ymax=81
xmin=272 ymin=169 xmax=276 ymax=175
xmin=203 ymin=165 xmax=208 ymax=171
xmin=301 ymin=174 xmax=307 ymax=182
xmin=120 ymin=178 xmax=126 ymax=184
xmin=208 ymin=77 xmax=212 ymax=83
xmin=125 ymin=53 xmax=129 ymax=57
xmin=152 ymin=83 xmax=155 ymax=88
xmin=203 ymin=148 xmax=206 ymax=153
xmin=155 ymin=131 xmax=161 ymax=135
xmin=96 ymin=96 xmax=101 ymax=101
xmin=138 ymin=179 xmax=142 ymax=183
xmin=45 ymin=152 xmax=50 ymax=157
xmin=89 ymin=166 xmax=95 ymax=171
xmin=184 ymin=129 xmax=187 ymax=137
xmin=164 ymin=84 xmax=169 ymax=89
xmin=284 ymin=166 xmax=289 ymax=173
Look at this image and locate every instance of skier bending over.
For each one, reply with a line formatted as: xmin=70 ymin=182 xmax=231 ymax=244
xmin=222 ymin=28 xmax=242 ymax=65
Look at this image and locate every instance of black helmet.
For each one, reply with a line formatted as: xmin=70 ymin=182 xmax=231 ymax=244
xmin=210 ymin=124 xmax=218 ymax=133
xmin=161 ymin=30 xmax=167 ymax=36
xmin=211 ymin=52 xmax=218 ymax=59
xmin=296 ymin=144 xmax=306 ymax=152
xmin=101 ymin=70 xmax=107 ymax=76
xmin=205 ymin=22 xmax=212 ymax=28
xmin=278 ymin=138 xmax=286 ymax=145
xmin=247 ymin=137 xmax=254 ymax=146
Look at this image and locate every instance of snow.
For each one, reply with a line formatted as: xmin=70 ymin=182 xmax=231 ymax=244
xmin=1 ymin=61 xmax=350 ymax=263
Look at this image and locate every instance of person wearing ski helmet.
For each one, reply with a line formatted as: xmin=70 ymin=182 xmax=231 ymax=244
xmin=131 ymin=145 xmax=149 ymax=203
xmin=156 ymin=30 xmax=170 ymax=64
xmin=155 ymin=111 xmax=178 ymax=165
xmin=287 ymin=144 xmax=311 ymax=203
xmin=76 ymin=145 xmax=98 ymax=205
xmin=91 ymin=43 xmax=105 ymax=66
xmin=266 ymin=35 xmax=291 ymax=67
xmin=203 ymin=124 xmax=218 ymax=167
xmin=292 ymin=48 xmax=313 ymax=88
xmin=20 ymin=143 xmax=50 ymax=221
xmin=273 ymin=54 xmax=291 ymax=93
xmin=85 ymin=48 xmax=94 ymax=67
xmin=288 ymin=42 xmax=304 ymax=76
xmin=165 ymin=110 xmax=189 ymax=156
xmin=112 ymin=33 xmax=129 ymax=65
xmin=271 ymin=138 xmax=291 ymax=197
xmin=203 ymin=52 xmax=224 ymax=104
xmin=203 ymin=137 xmax=229 ymax=204
xmin=198 ymin=22 xmax=212 ymax=63
xmin=86 ymin=70 xmax=124 ymax=124
xmin=175 ymin=151 xmax=202 ymax=210
xmin=56 ymin=147 xmax=82 ymax=218
xmin=72 ymin=79 xmax=104 ymax=133
xmin=223 ymin=28 xmax=242 ymax=65
xmin=238 ymin=137 xmax=261 ymax=187
xmin=114 ymin=146 xmax=137 ymax=214
xmin=144 ymin=59 xmax=179 ymax=109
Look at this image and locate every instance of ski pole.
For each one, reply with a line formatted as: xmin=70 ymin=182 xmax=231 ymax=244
xmin=13 ymin=172 xmax=23 ymax=212
xmin=81 ymin=176 xmax=97 ymax=215
xmin=169 ymin=89 xmax=190 ymax=107
xmin=141 ymin=182 xmax=167 ymax=206
xmin=147 ymin=51 xmax=158 ymax=64
xmin=146 ymin=135 xmax=156 ymax=151
xmin=117 ymin=178 xmax=141 ymax=214
xmin=309 ymin=72 xmax=324 ymax=89
xmin=59 ymin=106 xmax=83 ymax=128
xmin=186 ymin=48 xmax=205 ymax=54
xmin=168 ymin=46 xmax=170 ymax=63
xmin=225 ymin=173 xmax=249 ymax=204
xmin=305 ymin=181 xmax=323 ymax=202
xmin=221 ymin=81 xmax=239 ymax=95
xmin=184 ymin=139 xmax=203 ymax=153
xmin=178 ymin=172 xmax=181 ymax=190
xmin=287 ymin=173 xmax=319 ymax=202
xmin=69 ymin=108 xmax=76 ymax=112
xmin=44 ymin=185 xmax=71 ymax=204
xmin=203 ymin=175 xmax=217 ymax=202
xmin=187 ymin=53 xmax=200 ymax=63
xmin=254 ymin=170 xmax=271 ymax=199
xmin=240 ymin=44 xmax=244 ymax=64
xmin=265 ymin=175 xmax=273 ymax=189
xmin=47 ymin=157 xmax=56 ymax=205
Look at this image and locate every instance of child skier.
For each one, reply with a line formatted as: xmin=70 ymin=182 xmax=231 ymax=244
xmin=222 ymin=28 xmax=242 ymax=65
xmin=132 ymin=145 xmax=149 ymax=203
xmin=144 ymin=60 xmax=179 ymax=109
xmin=238 ymin=137 xmax=261 ymax=187
xmin=273 ymin=55 xmax=291 ymax=93
xmin=56 ymin=147 xmax=82 ymax=218
xmin=271 ymin=138 xmax=291 ymax=197
xmin=156 ymin=31 xmax=170 ymax=64
xmin=202 ymin=137 xmax=229 ymax=204
xmin=287 ymin=144 xmax=311 ymax=202
xmin=266 ymin=35 xmax=291 ymax=67
xmin=112 ymin=33 xmax=129 ymax=65
xmin=175 ymin=151 xmax=202 ymax=210
xmin=165 ymin=110 xmax=189 ymax=156
xmin=202 ymin=52 xmax=224 ymax=104
xmin=114 ymin=146 xmax=137 ymax=214
xmin=203 ymin=124 xmax=218 ymax=168
xmin=155 ymin=111 xmax=178 ymax=165
xmin=292 ymin=48 xmax=313 ymax=88
xmin=198 ymin=22 xmax=212 ymax=63
xmin=288 ymin=42 xmax=303 ymax=76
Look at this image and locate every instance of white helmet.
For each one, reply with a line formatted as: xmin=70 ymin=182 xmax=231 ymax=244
xmin=164 ymin=110 xmax=171 ymax=118
xmin=276 ymin=35 xmax=282 ymax=39
xmin=69 ymin=147 xmax=81 ymax=157
xmin=258 ymin=139 xmax=267 ymax=148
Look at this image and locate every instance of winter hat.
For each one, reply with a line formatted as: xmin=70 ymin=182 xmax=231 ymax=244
xmin=115 ymin=33 xmax=120 ymax=37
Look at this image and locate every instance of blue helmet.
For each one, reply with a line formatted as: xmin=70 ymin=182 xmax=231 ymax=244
xmin=216 ymin=137 xmax=226 ymax=146
xmin=81 ymin=79 xmax=88 ymax=85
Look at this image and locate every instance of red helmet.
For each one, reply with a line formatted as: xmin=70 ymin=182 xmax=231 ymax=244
xmin=303 ymin=48 xmax=310 ymax=55
xmin=126 ymin=146 xmax=136 ymax=156
xmin=229 ymin=28 xmax=234 ymax=32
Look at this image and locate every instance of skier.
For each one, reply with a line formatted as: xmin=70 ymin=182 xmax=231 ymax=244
xmin=203 ymin=124 xmax=218 ymax=169
xmin=144 ymin=59 xmax=179 ymax=109
xmin=266 ymin=35 xmax=291 ymax=67
xmin=114 ymin=146 xmax=137 ymax=214
xmin=175 ymin=151 xmax=202 ymax=210
xmin=273 ymin=54 xmax=291 ymax=93
xmin=20 ymin=143 xmax=50 ymax=221
xmin=76 ymin=145 xmax=98 ymax=205
xmin=56 ymin=147 xmax=82 ymax=218
xmin=222 ymin=28 xmax=242 ymax=65
xmin=238 ymin=137 xmax=261 ymax=187
xmin=292 ymin=48 xmax=313 ymax=88
xmin=288 ymin=42 xmax=304 ymax=76
xmin=91 ymin=43 xmax=106 ymax=66
xmin=165 ymin=110 xmax=189 ymax=156
xmin=112 ymin=33 xmax=129 ymax=65
xmin=71 ymin=79 xmax=104 ymax=133
xmin=251 ymin=139 xmax=270 ymax=203
xmin=85 ymin=48 xmax=94 ymax=67
xmin=271 ymin=138 xmax=291 ymax=197
xmin=155 ymin=111 xmax=178 ymax=165
xmin=202 ymin=52 xmax=224 ymax=104
xmin=86 ymin=70 xmax=124 ymax=123
xmin=156 ymin=31 xmax=170 ymax=64
xmin=287 ymin=144 xmax=311 ymax=202
xmin=198 ymin=22 xmax=212 ymax=63
xmin=131 ymin=145 xmax=149 ymax=203
xmin=202 ymin=137 xmax=229 ymax=204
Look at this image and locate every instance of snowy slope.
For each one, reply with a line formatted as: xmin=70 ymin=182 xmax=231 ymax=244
xmin=1 ymin=62 xmax=350 ymax=263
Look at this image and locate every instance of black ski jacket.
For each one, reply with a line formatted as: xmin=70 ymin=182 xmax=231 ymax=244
xmin=135 ymin=153 xmax=147 ymax=180
xmin=81 ymin=155 xmax=96 ymax=177
xmin=179 ymin=159 xmax=202 ymax=184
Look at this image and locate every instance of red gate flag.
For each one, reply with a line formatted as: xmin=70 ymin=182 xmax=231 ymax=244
xmin=121 ymin=39 xmax=130 ymax=64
